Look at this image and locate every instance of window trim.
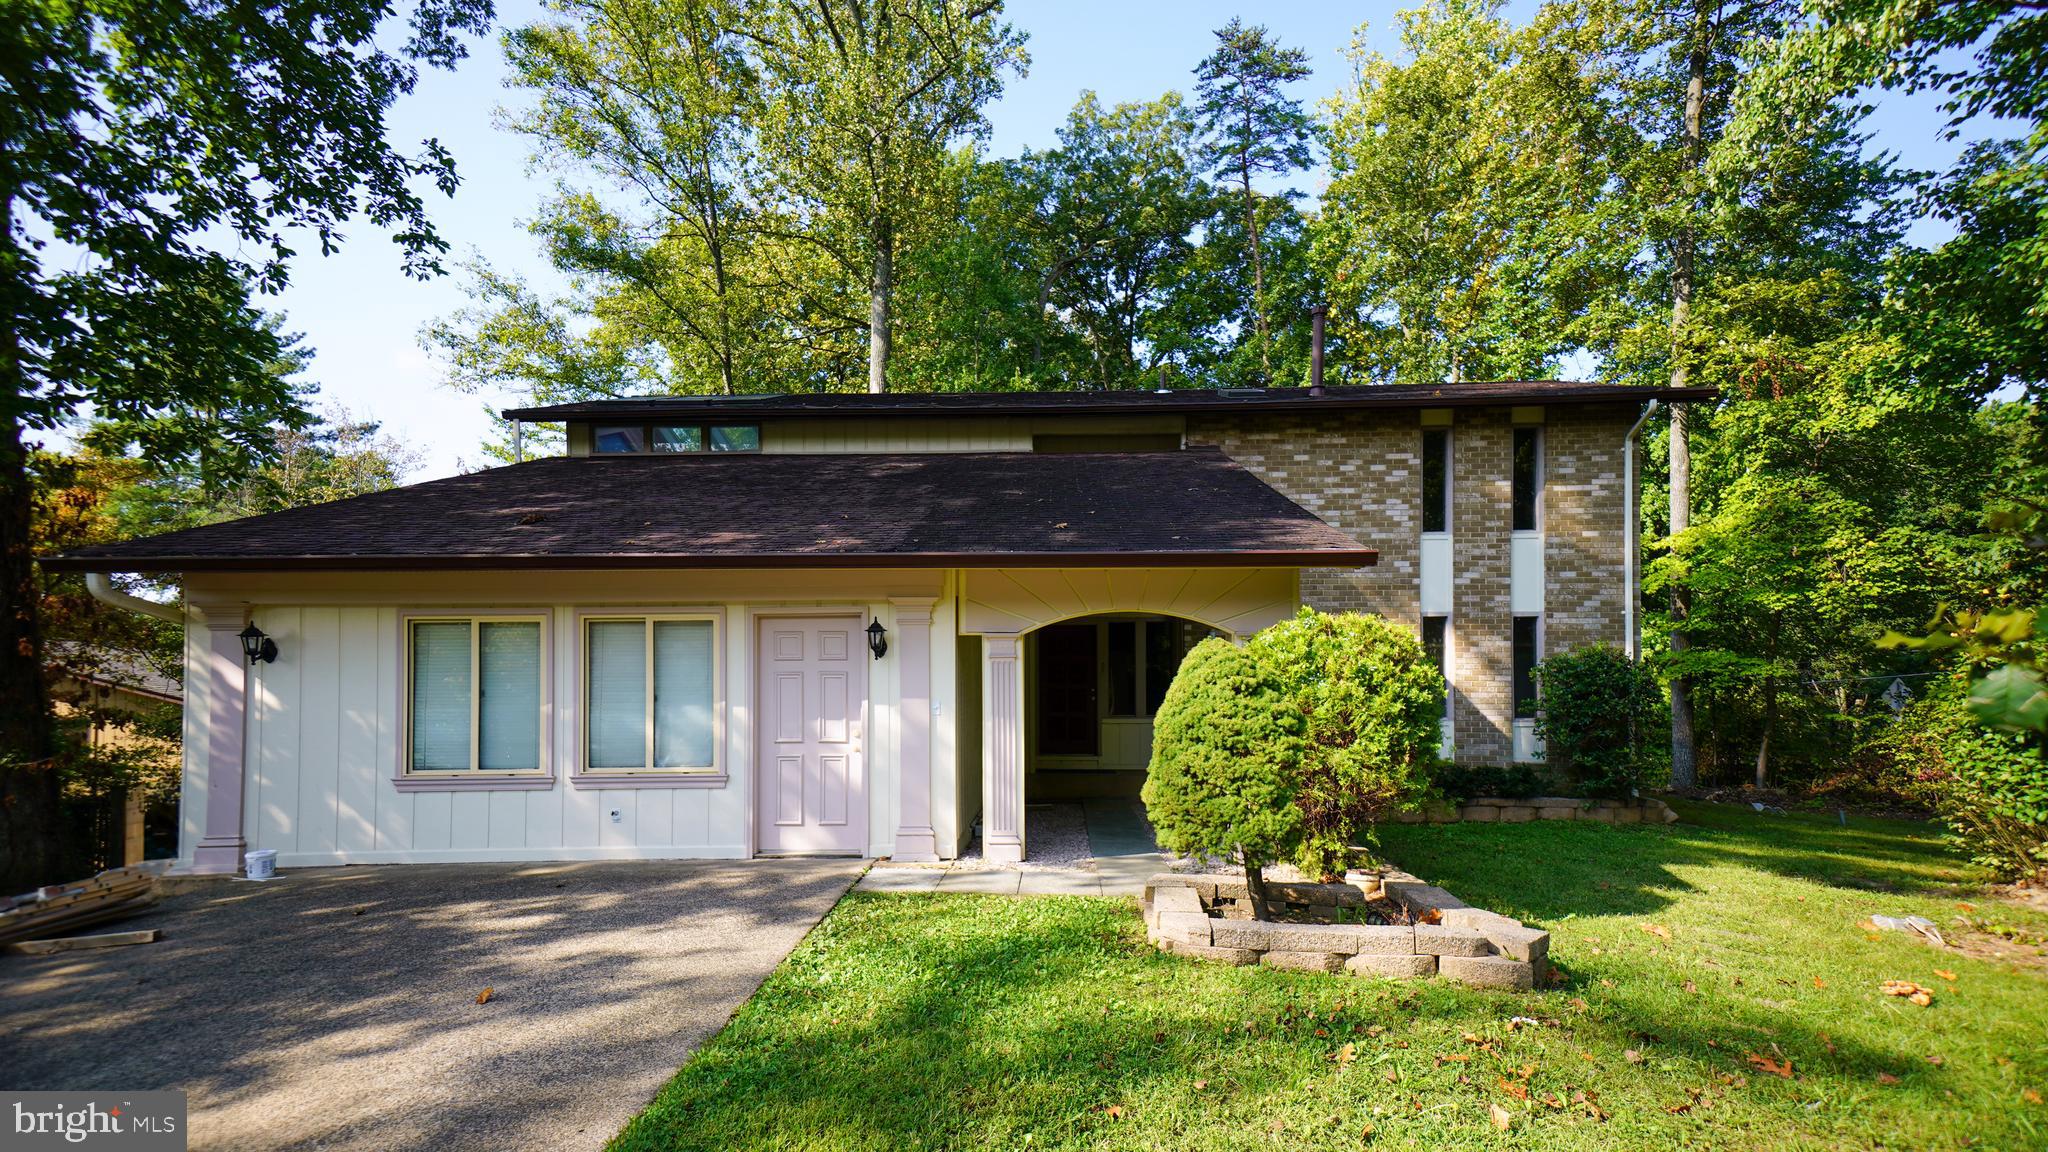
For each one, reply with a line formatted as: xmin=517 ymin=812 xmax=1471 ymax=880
xmin=1511 ymin=614 xmax=1543 ymax=719
xmin=588 ymin=422 xmax=760 ymax=455
xmin=1511 ymin=425 xmax=1544 ymax=533
xmin=395 ymin=610 xmax=554 ymax=791
xmin=1421 ymin=427 xmax=1452 ymax=535
xmin=573 ymin=607 xmax=727 ymax=789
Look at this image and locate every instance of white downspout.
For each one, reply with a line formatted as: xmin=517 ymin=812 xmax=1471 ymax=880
xmin=87 ymin=572 xmax=182 ymax=624
xmin=1622 ymin=399 xmax=1662 ymax=660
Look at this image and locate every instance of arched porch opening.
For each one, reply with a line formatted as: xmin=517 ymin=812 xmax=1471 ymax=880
xmin=958 ymin=567 xmax=1303 ymax=862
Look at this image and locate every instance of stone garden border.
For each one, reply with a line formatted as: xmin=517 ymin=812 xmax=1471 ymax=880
xmin=1142 ymin=871 xmax=1548 ymax=991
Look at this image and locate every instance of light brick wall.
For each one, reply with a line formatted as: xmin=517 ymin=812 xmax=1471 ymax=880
xmin=1542 ymin=403 xmax=1634 ymax=653
xmin=1186 ymin=410 xmax=1422 ymax=623
xmin=1449 ymin=408 xmax=1515 ymax=764
xmin=1189 ymin=402 xmax=1638 ymax=767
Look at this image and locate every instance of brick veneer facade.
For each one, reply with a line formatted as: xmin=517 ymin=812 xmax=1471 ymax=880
xmin=1541 ymin=403 xmax=1634 ymax=653
xmin=1189 ymin=402 xmax=1639 ymax=767
xmin=1185 ymin=409 xmax=1423 ymax=622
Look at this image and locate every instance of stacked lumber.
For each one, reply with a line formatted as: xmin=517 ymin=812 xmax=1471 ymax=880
xmin=0 ymin=866 xmax=159 ymax=946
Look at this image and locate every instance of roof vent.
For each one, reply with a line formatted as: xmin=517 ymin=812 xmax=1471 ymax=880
xmin=1216 ymin=387 xmax=1267 ymax=398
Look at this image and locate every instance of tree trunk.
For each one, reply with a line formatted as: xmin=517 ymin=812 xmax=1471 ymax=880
xmin=0 ymin=380 xmax=61 ymax=890
xmin=1666 ymin=4 xmax=1711 ymax=792
xmin=1754 ymin=678 xmax=1775 ymax=789
xmin=867 ymin=214 xmax=892 ymax=394
xmin=1243 ymin=857 xmax=1270 ymax=922
xmin=1241 ymin=158 xmax=1269 ymax=379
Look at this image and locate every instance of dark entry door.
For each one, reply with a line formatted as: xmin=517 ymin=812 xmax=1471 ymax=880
xmin=1035 ymin=624 xmax=1098 ymax=756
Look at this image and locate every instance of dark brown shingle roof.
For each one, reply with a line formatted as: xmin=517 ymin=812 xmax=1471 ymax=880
xmin=503 ymin=380 xmax=1712 ymax=422
xmin=42 ymin=449 xmax=1374 ymax=573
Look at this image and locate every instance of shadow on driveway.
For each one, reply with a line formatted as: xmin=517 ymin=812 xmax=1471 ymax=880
xmin=0 ymin=858 xmax=864 ymax=1152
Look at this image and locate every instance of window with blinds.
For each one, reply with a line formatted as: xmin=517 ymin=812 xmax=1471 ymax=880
xmin=406 ymin=617 xmax=545 ymax=774
xmin=583 ymin=617 xmax=718 ymax=772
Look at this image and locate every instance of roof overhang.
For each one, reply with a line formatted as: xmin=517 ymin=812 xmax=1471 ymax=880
xmin=42 ymin=449 xmax=1376 ymax=575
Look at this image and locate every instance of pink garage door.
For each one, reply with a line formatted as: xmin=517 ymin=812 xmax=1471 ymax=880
xmin=756 ymin=616 xmax=868 ymax=855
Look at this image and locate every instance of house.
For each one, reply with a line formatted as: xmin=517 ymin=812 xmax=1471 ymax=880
xmin=44 ymin=381 xmax=1708 ymax=872
xmin=46 ymin=642 xmax=184 ymax=866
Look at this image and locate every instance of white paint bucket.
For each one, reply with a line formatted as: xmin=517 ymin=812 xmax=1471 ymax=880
xmin=244 ymin=849 xmax=278 ymax=881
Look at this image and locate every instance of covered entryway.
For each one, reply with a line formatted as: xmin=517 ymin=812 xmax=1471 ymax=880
xmin=755 ymin=615 xmax=868 ymax=855
xmin=960 ymin=567 xmax=1314 ymax=862
xmin=1026 ymin=614 xmax=1212 ymax=800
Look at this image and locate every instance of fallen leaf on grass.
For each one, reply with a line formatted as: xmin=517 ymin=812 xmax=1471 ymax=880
xmin=1600 ymin=978 xmax=1616 ymax=989
xmin=1101 ymin=1104 xmax=1125 ymax=1119
xmin=1747 ymin=1052 xmax=1794 ymax=1079
xmin=1956 ymin=902 xmax=1976 ymax=912
xmin=475 ymin=987 xmax=493 ymax=1005
xmin=1666 ymin=1102 xmax=1693 ymax=1115
xmin=1927 ymin=1055 xmax=1946 ymax=1067
xmin=1333 ymin=1043 xmax=1358 ymax=1066
xmin=1193 ymin=1080 xmax=1208 ymax=1091
xmin=1498 ymin=1077 xmax=1529 ymax=1101
xmin=1641 ymin=923 xmax=1672 ymax=940
xmin=1383 ymin=1068 xmax=1400 ymax=1084
xmin=1489 ymin=1103 xmax=1513 ymax=1131
xmin=1569 ymin=997 xmax=1590 ymax=1011
xmin=2022 ymin=1088 xmax=2043 ymax=1105
xmin=1435 ymin=1053 xmax=1471 ymax=1066
xmin=1933 ymin=969 xmax=1957 ymax=982
xmin=1880 ymin=980 xmax=1935 ymax=1006
xmin=1877 ymin=1073 xmax=1901 ymax=1085
xmin=1683 ymin=979 xmax=1698 ymax=994
xmin=1812 ymin=977 xmax=1825 ymax=989
xmin=1624 ymin=1049 xmax=1643 ymax=1064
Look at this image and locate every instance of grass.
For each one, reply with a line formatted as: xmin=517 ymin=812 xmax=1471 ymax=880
xmin=612 ymin=803 xmax=2048 ymax=1151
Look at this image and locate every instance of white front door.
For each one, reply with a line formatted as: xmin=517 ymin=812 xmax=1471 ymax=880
xmin=756 ymin=616 xmax=867 ymax=855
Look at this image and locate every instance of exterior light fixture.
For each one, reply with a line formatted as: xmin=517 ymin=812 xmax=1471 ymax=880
xmin=238 ymin=623 xmax=278 ymax=665
xmin=866 ymin=619 xmax=889 ymax=660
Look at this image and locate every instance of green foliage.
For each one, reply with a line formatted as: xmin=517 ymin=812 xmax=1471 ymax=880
xmin=1140 ymin=637 xmax=1305 ymax=874
xmin=1434 ymin=761 xmax=1548 ymax=800
xmin=1248 ymin=607 xmax=1444 ymax=877
xmin=1315 ymin=0 xmax=1632 ymax=383
xmin=1193 ymin=19 xmax=1314 ymax=379
xmin=1871 ymin=678 xmax=2048 ymax=880
xmin=1534 ymin=646 xmax=1666 ymax=797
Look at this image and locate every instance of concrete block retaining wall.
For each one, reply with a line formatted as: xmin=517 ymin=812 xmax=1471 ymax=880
xmin=1142 ymin=871 xmax=1548 ymax=991
xmin=1392 ymin=796 xmax=1679 ymax=826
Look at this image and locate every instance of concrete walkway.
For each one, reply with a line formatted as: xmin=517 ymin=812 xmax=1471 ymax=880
xmin=0 ymin=859 xmax=863 ymax=1152
xmin=859 ymin=798 xmax=1169 ymax=896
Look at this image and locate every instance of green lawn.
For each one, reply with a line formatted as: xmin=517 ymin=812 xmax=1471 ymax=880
xmin=614 ymin=804 xmax=2048 ymax=1151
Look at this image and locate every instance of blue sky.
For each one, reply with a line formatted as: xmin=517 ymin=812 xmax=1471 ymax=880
xmin=261 ymin=0 xmax=1987 ymax=481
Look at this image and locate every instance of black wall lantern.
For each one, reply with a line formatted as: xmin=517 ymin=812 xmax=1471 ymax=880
xmin=866 ymin=619 xmax=889 ymax=660
xmin=238 ymin=622 xmax=278 ymax=665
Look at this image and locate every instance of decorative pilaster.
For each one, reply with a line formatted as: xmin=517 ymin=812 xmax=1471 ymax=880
xmin=191 ymin=609 xmax=251 ymax=874
xmin=981 ymin=635 xmax=1025 ymax=864
xmin=890 ymin=597 xmax=939 ymax=862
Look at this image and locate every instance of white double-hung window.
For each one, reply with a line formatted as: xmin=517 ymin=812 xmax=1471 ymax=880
xmin=583 ymin=616 xmax=719 ymax=774
xmin=406 ymin=617 xmax=547 ymax=776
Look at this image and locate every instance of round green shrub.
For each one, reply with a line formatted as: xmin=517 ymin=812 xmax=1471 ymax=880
xmin=1248 ymin=607 xmax=1445 ymax=878
xmin=1532 ymin=645 xmax=1666 ymax=797
xmin=1142 ymin=636 xmax=1306 ymax=879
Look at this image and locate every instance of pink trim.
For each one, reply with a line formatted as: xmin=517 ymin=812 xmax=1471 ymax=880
xmin=393 ymin=775 xmax=555 ymax=792
xmin=891 ymin=598 xmax=939 ymax=861
xmin=392 ymin=608 xmax=556 ymax=790
xmin=567 ymin=606 xmax=727 ymax=784
xmin=571 ymin=772 xmax=728 ymax=790
xmin=191 ymin=612 xmax=249 ymax=874
xmin=982 ymin=635 xmax=1025 ymax=864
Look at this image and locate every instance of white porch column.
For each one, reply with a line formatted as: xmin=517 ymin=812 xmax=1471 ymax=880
xmin=981 ymin=634 xmax=1026 ymax=863
xmin=191 ymin=610 xmax=251 ymax=874
xmin=891 ymin=597 xmax=939 ymax=862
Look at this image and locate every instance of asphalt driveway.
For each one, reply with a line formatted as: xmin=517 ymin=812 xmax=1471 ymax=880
xmin=0 ymin=859 xmax=864 ymax=1151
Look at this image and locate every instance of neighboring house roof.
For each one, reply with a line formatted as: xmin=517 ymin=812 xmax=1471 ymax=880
xmin=503 ymin=380 xmax=1715 ymax=422
xmin=46 ymin=642 xmax=184 ymax=703
xmin=42 ymin=449 xmax=1375 ymax=573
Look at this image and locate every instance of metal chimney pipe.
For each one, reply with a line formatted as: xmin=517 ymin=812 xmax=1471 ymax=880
xmin=1309 ymin=305 xmax=1329 ymax=396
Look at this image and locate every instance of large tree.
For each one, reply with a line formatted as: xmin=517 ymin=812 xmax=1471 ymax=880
xmin=1193 ymin=19 xmax=1313 ymax=380
xmin=1315 ymin=0 xmax=1630 ymax=383
xmin=1 ymin=0 xmax=491 ymax=885
xmin=742 ymin=0 xmax=1026 ymax=393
